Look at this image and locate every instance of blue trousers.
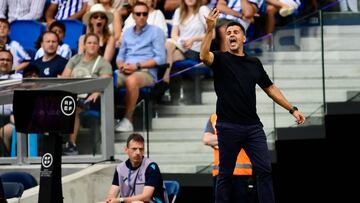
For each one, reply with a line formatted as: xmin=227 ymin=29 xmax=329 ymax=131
xmin=215 ymin=122 xmax=275 ymax=203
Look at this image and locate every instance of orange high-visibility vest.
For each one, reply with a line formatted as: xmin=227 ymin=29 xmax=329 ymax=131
xmin=210 ymin=114 xmax=253 ymax=176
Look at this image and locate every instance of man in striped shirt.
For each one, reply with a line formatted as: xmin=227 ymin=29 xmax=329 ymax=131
xmin=0 ymin=0 xmax=46 ymax=23
xmin=45 ymin=0 xmax=88 ymax=26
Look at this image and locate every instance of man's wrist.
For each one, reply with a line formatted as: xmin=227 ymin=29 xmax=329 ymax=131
xmin=289 ymin=106 xmax=298 ymax=114
xmin=118 ymin=197 xmax=125 ymax=203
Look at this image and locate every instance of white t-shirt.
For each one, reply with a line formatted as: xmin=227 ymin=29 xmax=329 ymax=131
xmin=172 ymin=5 xmax=210 ymax=52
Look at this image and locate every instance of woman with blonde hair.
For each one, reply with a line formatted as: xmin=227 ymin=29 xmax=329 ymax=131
xmin=62 ymin=33 xmax=112 ymax=155
xmin=164 ymin=0 xmax=211 ymax=83
xmin=79 ymin=3 xmax=116 ymax=62
xmin=87 ymin=0 xmax=123 ymax=43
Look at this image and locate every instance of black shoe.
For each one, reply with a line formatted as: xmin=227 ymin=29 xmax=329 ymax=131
xmin=63 ymin=142 xmax=79 ymax=155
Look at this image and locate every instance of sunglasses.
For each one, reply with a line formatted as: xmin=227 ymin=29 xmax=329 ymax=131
xmin=92 ymin=14 xmax=107 ymax=20
xmin=134 ymin=12 xmax=148 ymax=17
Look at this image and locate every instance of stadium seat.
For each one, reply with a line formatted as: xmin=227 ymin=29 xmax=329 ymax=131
xmin=59 ymin=20 xmax=86 ymax=53
xmin=10 ymin=127 xmax=16 ymax=157
xmin=10 ymin=128 xmax=38 ymax=157
xmin=9 ymin=20 xmax=46 ymax=58
xmin=164 ymin=180 xmax=180 ymax=203
xmin=0 ymin=171 xmax=38 ymax=190
xmin=2 ymin=182 xmax=24 ymax=199
xmin=171 ymin=59 xmax=211 ymax=104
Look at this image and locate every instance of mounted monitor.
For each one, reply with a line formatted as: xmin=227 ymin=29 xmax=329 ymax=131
xmin=13 ymin=90 xmax=76 ymax=134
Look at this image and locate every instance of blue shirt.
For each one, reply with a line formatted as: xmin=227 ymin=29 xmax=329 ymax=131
xmin=116 ymin=24 xmax=166 ymax=80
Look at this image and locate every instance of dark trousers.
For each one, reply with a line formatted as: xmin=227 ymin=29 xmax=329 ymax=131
xmin=215 ymin=122 xmax=274 ymax=203
xmin=213 ymin=175 xmax=257 ymax=203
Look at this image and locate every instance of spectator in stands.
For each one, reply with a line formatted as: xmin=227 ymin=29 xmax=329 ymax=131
xmin=22 ymin=63 xmax=40 ymax=78
xmin=0 ymin=50 xmax=21 ymax=79
xmin=0 ymin=113 xmax=14 ymax=157
xmin=339 ymin=0 xmax=358 ymax=12
xmin=0 ymin=50 xmax=20 ymax=156
xmin=115 ymin=2 xmax=166 ymax=132
xmin=200 ymin=9 xmax=305 ymax=202
xmin=91 ymin=0 xmax=135 ymax=24
xmin=164 ymin=0 xmax=211 ymax=84
xmin=0 ymin=18 xmax=31 ymax=72
xmin=35 ymin=21 xmax=72 ymax=60
xmin=101 ymin=133 xmax=167 ymax=203
xmin=119 ymin=1 xmax=134 ymax=23
xmin=123 ymin=0 xmax=168 ymax=38
xmin=265 ymin=0 xmax=301 ymax=34
xmin=61 ymin=33 xmax=112 ymax=155
xmin=216 ymin=0 xmax=260 ymax=51
xmin=32 ymin=31 xmax=68 ymax=77
xmin=45 ymin=0 xmax=89 ymax=27
xmin=0 ymin=0 xmax=46 ymax=23
xmin=203 ymin=113 xmax=257 ymax=203
xmin=89 ymin=0 xmax=128 ymax=10
xmin=163 ymin=0 xmax=208 ymax=17
xmin=80 ymin=3 xmax=116 ymax=62
xmin=87 ymin=0 xmax=123 ymax=44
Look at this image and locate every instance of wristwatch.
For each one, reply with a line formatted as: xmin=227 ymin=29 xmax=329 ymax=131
xmin=118 ymin=197 xmax=125 ymax=203
xmin=289 ymin=106 xmax=298 ymax=114
xmin=136 ymin=62 xmax=141 ymax=71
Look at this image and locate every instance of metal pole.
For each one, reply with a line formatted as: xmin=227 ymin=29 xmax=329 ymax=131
xmin=320 ymin=10 xmax=326 ymax=114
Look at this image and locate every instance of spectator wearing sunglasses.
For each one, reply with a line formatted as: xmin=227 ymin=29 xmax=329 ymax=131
xmin=87 ymin=0 xmax=123 ymax=45
xmin=122 ymin=0 xmax=168 ymax=38
xmin=115 ymin=2 xmax=166 ymax=132
xmin=79 ymin=3 xmax=116 ymax=62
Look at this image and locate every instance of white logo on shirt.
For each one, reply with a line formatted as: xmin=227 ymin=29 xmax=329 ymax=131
xmin=44 ymin=67 xmax=50 ymax=75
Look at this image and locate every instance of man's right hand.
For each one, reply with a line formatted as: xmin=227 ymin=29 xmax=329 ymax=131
xmin=103 ymin=197 xmax=120 ymax=203
xmin=205 ymin=8 xmax=220 ymax=31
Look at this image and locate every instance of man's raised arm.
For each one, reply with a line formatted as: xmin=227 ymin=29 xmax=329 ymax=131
xmin=200 ymin=8 xmax=219 ymax=66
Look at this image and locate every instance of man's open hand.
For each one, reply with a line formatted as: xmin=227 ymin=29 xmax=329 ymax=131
xmin=204 ymin=8 xmax=220 ymax=31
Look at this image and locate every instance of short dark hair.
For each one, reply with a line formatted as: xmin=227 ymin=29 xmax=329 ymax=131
xmin=126 ymin=133 xmax=145 ymax=147
xmin=23 ymin=63 xmax=40 ymax=78
xmin=226 ymin=21 xmax=246 ymax=35
xmin=0 ymin=49 xmax=13 ymax=63
xmin=133 ymin=1 xmax=149 ymax=11
xmin=0 ymin=18 xmax=9 ymax=27
xmin=49 ymin=21 xmax=66 ymax=33
xmin=41 ymin=31 xmax=60 ymax=43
